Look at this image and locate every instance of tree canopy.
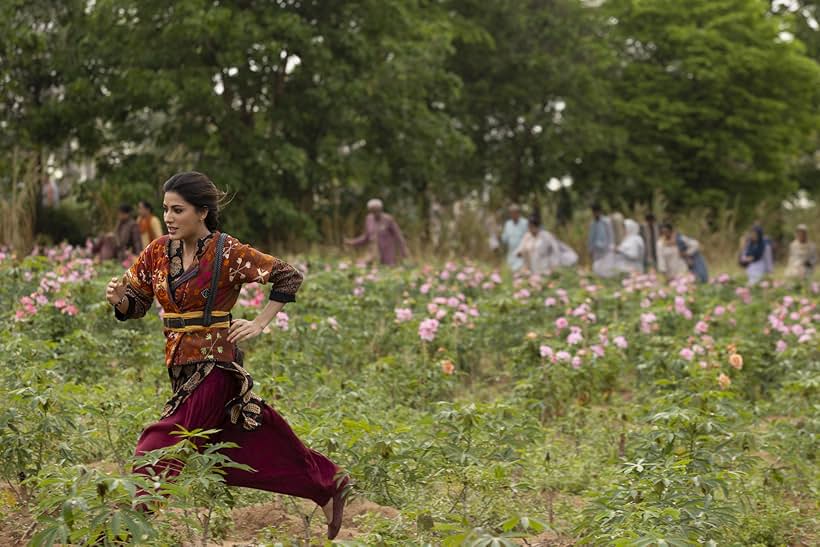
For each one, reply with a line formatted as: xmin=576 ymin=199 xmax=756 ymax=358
xmin=1 ymin=0 xmax=818 ymax=244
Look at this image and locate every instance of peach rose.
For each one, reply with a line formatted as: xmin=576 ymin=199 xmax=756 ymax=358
xmin=718 ymin=373 xmax=731 ymax=390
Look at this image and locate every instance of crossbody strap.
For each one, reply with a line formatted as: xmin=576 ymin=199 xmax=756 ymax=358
xmin=203 ymin=233 xmax=228 ymax=326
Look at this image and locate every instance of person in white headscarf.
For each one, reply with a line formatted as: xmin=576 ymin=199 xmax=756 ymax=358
xmin=785 ymin=224 xmax=817 ymax=280
xmin=615 ymin=219 xmax=645 ymax=274
xmin=344 ymin=198 xmax=408 ymax=265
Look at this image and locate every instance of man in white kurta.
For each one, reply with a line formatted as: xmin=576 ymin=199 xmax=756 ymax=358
xmin=515 ymin=215 xmax=579 ymax=274
xmin=501 ymin=204 xmax=528 ymax=271
xmin=588 ymin=204 xmax=617 ymax=277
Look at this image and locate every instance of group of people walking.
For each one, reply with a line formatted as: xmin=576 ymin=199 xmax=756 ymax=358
xmin=499 ymin=204 xmax=709 ymax=282
xmin=494 ymin=203 xmax=815 ymax=285
xmin=586 ymin=206 xmax=709 ymax=282
xmin=94 ymin=194 xmax=816 ymax=288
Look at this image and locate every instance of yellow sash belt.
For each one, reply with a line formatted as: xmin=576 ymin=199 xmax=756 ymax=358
xmin=162 ymin=310 xmax=231 ymax=333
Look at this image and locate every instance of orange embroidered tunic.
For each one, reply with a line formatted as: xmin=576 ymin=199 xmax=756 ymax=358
xmin=116 ymin=232 xmax=303 ymax=367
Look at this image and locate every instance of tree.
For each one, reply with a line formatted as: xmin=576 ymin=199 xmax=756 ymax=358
xmin=594 ymin=0 xmax=820 ymax=214
xmin=0 ymin=0 xmax=97 ymax=251
xmin=446 ymin=0 xmax=616 ymax=205
xmin=82 ymin=0 xmax=471 ymax=244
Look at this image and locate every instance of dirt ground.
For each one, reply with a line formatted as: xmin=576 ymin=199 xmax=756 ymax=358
xmin=0 ymin=495 xmax=403 ymax=546
xmin=0 ymin=494 xmax=582 ymax=546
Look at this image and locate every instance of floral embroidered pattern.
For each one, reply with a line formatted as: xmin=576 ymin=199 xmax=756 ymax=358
xmin=162 ymin=357 xmax=265 ymax=431
xmin=115 ymin=232 xmax=303 ymax=367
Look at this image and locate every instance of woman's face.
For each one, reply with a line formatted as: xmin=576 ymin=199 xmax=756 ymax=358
xmin=163 ymin=191 xmax=206 ymax=241
xmin=528 ymin=224 xmax=539 ymax=235
xmin=661 ymin=227 xmax=673 ymax=241
xmin=137 ymin=202 xmax=150 ymax=217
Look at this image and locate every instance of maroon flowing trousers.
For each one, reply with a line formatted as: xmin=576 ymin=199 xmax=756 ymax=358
xmin=134 ymin=367 xmax=338 ymax=506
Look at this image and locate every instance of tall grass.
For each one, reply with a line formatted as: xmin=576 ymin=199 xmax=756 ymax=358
xmin=0 ymin=148 xmax=40 ymax=255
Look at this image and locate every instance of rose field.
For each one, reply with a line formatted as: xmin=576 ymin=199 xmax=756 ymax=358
xmin=0 ymin=247 xmax=818 ymax=546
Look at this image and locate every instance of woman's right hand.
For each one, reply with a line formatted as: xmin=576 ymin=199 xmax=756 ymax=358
xmin=105 ymin=275 xmax=127 ymax=306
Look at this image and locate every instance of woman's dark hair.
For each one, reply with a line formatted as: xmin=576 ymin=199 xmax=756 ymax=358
xmin=119 ymin=203 xmax=133 ymax=214
xmin=162 ymin=171 xmax=228 ymax=231
xmin=660 ymin=221 xmax=674 ymax=231
xmin=528 ymin=213 xmax=541 ymax=227
xmin=138 ymin=200 xmax=153 ymax=212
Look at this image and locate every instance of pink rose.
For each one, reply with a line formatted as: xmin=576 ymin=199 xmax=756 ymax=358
xmin=395 ymin=307 xmax=413 ymax=322
xmin=418 ymin=318 xmax=440 ymax=342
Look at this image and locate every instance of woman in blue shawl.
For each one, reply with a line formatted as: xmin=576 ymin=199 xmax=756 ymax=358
xmin=740 ymin=225 xmax=773 ymax=285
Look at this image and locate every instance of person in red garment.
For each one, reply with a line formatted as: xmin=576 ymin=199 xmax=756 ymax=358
xmin=105 ymin=171 xmax=349 ymax=539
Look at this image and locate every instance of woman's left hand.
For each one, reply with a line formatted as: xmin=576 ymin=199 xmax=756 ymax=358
xmin=227 ymin=319 xmax=265 ymax=343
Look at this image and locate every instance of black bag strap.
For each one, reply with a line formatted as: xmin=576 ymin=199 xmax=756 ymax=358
xmin=203 ymin=233 xmax=227 ymax=326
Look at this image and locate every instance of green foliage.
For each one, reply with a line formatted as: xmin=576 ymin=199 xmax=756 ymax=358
xmin=29 ymin=465 xmax=159 ymax=546
xmin=34 ymin=198 xmax=95 ymax=246
xmin=595 ymin=0 xmax=820 ymax=211
xmin=579 ymin=378 xmax=751 ymax=543
xmin=1 ymin=249 xmax=819 ymax=544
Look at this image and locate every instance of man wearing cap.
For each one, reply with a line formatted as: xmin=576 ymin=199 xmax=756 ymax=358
xmin=345 ymin=198 xmax=409 ymax=266
xmin=785 ymin=224 xmax=817 ymax=280
xmin=501 ymin=204 xmax=528 ymax=271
